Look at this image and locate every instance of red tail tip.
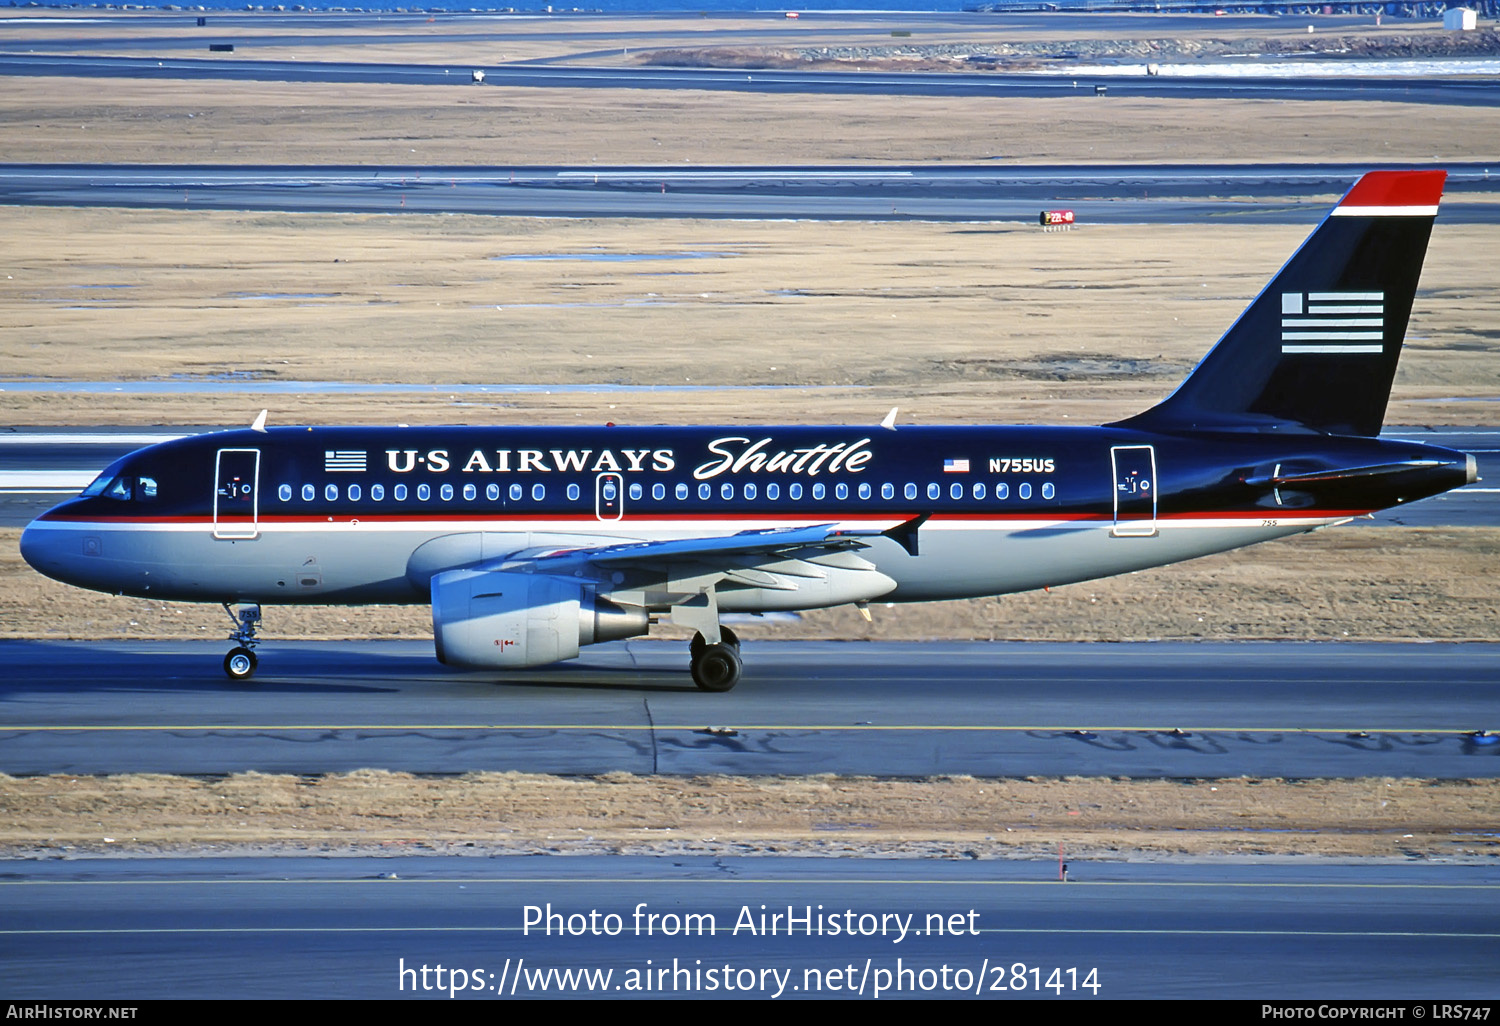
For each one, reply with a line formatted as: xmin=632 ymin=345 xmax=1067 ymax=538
xmin=1339 ymin=170 xmax=1447 ymax=210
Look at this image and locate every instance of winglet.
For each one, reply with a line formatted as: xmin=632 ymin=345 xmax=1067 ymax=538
xmin=880 ymin=407 xmax=899 ymax=431
xmin=250 ymin=409 xmax=268 ymax=433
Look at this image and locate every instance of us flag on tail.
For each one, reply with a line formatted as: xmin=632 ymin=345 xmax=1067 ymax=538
xmin=1280 ymin=292 xmax=1385 ymax=355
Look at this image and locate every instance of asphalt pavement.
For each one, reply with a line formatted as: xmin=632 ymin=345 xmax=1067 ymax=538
xmin=3 ymin=639 xmax=1496 ymax=778
xmin=4 ymin=50 xmax=1500 ymax=106
xmin=4 ymin=162 xmax=1499 ymax=221
xmin=3 ymin=855 xmax=1496 ymax=999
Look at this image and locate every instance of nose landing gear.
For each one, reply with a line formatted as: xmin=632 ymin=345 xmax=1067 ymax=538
xmin=222 ymin=603 xmax=262 ymax=681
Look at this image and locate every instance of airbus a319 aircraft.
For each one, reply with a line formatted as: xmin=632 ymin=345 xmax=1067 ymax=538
xmin=20 ymin=170 xmax=1478 ymax=691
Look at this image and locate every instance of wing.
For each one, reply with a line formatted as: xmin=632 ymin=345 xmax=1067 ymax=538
xmin=482 ymin=518 xmax=921 ymax=611
xmin=516 ymin=523 xmax=879 ymax=571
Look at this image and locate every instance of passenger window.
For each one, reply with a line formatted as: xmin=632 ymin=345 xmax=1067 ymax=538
xmin=1019 ymin=483 xmax=1032 ymax=500
xmin=1043 ymin=482 xmax=1056 ymax=500
xmin=462 ymin=483 xmax=476 ymax=501
xmin=905 ymin=483 xmax=917 ymax=501
xmin=348 ymin=484 xmax=362 ymax=501
xmin=567 ymin=483 xmax=580 ymax=501
xmin=302 ymin=484 xmax=315 ymax=501
xmin=744 ymin=482 xmax=757 ymax=500
xmin=676 ymin=483 xmax=689 ymax=501
xmin=510 ymin=483 xmax=523 ymax=501
xmin=652 ymin=483 xmax=665 ymax=501
xmin=440 ymin=484 xmax=454 ymax=501
xmin=881 ymin=483 xmax=893 ymax=500
xmin=858 ymin=483 xmax=871 ymax=500
xmin=278 ymin=484 xmax=292 ymax=502
xmin=698 ymin=483 xmax=711 ymax=500
xmin=417 ymin=484 xmax=431 ymax=501
xmin=790 ymin=483 xmax=803 ymax=501
xmin=973 ymin=482 xmax=986 ymax=500
xmin=813 ymin=483 xmax=825 ymax=500
xmin=996 ymin=483 xmax=1009 ymax=500
xmin=767 ymin=483 xmax=780 ymax=501
xmin=486 ymin=483 xmax=499 ymax=501
xmin=324 ymin=484 xmax=337 ymax=502
xmin=835 ymin=483 xmax=848 ymax=500
xmin=950 ymin=482 xmax=963 ymax=500
xmin=372 ymin=484 xmax=385 ymax=501
xmin=629 ymin=483 xmax=643 ymax=501
xmin=720 ymin=482 xmax=734 ymax=500
xmin=926 ymin=483 xmax=940 ymax=500
xmin=532 ymin=484 xmax=545 ymax=501
xmin=394 ymin=484 xmax=408 ymax=501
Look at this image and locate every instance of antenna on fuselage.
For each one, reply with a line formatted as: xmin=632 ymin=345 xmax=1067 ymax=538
xmin=250 ymin=409 xmax=268 ymax=433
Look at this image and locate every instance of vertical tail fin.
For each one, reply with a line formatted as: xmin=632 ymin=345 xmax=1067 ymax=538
xmin=1119 ymin=170 xmax=1445 ymax=436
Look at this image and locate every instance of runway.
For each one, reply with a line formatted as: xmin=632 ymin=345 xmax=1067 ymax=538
xmin=4 ymin=50 xmax=1500 ymax=107
xmin=2 ymin=639 xmax=1496 ymax=778
xmin=2 ymin=855 xmax=1496 ymax=999
xmin=4 ymin=162 xmax=1500 ymax=222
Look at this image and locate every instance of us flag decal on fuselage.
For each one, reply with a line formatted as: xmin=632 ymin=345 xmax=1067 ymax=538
xmin=1280 ymin=292 xmax=1385 ymax=354
xmin=324 ymin=450 xmax=367 ymax=472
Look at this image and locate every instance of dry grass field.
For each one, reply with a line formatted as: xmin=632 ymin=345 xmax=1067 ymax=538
xmin=3 ymin=207 xmax=1498 ymax=429
xmin=4 ymin=771 xmax=1496 ymax=860
xmin=5 ymin=76 xmax=1500 ymax=167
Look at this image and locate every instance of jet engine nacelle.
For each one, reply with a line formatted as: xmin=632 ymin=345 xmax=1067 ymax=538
xmin=431 ymin=568 xmax=647 ymax=669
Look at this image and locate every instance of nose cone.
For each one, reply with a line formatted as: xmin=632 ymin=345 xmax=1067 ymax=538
xmin=20 ymin=510 xmax=95 ymax=590
xmin=20 ymin=516 xmax=65 ymax=582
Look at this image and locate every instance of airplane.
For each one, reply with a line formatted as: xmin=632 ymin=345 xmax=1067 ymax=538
xmin=19 ymin=170 xmax=1478 ymax=692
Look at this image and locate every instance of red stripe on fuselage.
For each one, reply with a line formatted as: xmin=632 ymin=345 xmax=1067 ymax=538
xmin=33 ymin=509 xmax=1374 ymax=526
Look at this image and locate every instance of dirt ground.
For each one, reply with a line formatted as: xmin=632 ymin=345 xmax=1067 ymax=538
xmin=3 ymin=772 xmax=1496 ymax=861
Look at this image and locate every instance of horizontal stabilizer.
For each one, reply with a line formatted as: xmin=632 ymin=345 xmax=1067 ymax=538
xmin=1245 ymin=459 xmax=1445 ymax=488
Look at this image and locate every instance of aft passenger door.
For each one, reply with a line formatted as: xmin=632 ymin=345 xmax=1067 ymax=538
xmin=214 ymin=448 xmax=261 ymax=540
xmin=1110 ymin=445 xmax=1157 ymax=537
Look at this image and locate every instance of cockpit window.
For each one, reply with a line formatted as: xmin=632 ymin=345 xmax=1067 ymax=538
xmin=105 ymin=476 xmax=133 ymax=501
xmin=79 ymin=456 xmax=132 ymax=499
xmin=80 ymin=473 xmax=113 ymax=498
xmin=138 ymin=477 xmax=158 ymax=500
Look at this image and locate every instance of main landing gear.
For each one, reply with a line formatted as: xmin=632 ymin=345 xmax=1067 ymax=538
xmin=689 ymin=626 xmax=741 ymax=693
xmin=222 ymin=602 xmax=262 ymax=681
xmin=674 ymin=588 xmax=744 ymax=692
